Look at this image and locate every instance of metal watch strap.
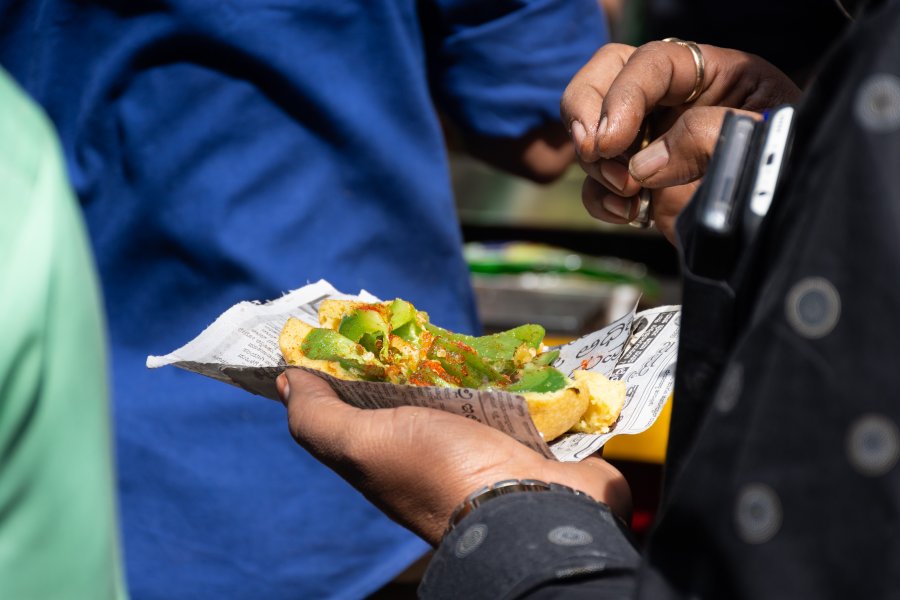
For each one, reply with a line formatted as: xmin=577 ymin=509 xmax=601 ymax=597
xmin=444 ymin=479 xmax=594 ymax=536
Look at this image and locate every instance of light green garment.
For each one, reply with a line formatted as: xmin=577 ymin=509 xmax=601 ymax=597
xmin=0 ymin=69 xmax=128 ymax=600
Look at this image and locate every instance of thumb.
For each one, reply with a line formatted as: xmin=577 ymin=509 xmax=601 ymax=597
xmin=629 ymin=107 xmax=760 ymax=187
xmin=279 ymin=368 xmax=360 ymax=457
xmin=577 ymin=456 xmax=634 ymax=522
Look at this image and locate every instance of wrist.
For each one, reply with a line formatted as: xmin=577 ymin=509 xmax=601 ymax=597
xmin=444 ymin=479 xmax=598 ymax=537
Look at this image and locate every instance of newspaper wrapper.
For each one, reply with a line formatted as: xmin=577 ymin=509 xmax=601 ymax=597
xmin=147 ymin=280 xmax=680 ymax=462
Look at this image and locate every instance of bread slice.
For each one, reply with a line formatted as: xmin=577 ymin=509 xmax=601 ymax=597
xmin=523 ymin=370 xmax=625 ymax=441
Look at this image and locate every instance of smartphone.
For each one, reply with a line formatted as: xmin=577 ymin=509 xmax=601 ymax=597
xmin=742 ymin=105 xmax=796 ymax=244
xmin=686 ymin=112 xmax=759 ymax=280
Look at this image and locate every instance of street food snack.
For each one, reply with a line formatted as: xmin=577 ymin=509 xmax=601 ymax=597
xmin=279 ymin=299 xmax=625 ymax=441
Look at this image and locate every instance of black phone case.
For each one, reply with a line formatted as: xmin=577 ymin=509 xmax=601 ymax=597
xmin=667 ymin=107 xmax=794 ymax=477
xmin=684 ymin=112 xmax=765 ymax=282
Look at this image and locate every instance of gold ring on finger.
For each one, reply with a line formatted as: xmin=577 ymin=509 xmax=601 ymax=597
xmin=662 ymin=37 xmax=705 ymax=104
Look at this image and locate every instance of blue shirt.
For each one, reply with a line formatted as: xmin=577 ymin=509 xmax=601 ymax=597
xmin=0 ymin=1 xmax=606 ymax=597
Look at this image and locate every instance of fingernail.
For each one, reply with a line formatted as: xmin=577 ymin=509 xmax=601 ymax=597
xmin=630 ymin=141 xmax=669 ymax=181
xmin=598 ymin=115 xmax=608 ymax=139
xmin=599 ymin=161 xmax=628 ymax=192
xmin=571 ymin=120 xmax=586 ymax=150
xmin=277 ymin=373 xmax=291 ymax=405
xmin=602 ymin=195 xmax=633 ymax=220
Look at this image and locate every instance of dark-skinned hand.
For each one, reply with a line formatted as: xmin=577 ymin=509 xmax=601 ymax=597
xmin=561 ymin=41 xmax=802 ymax=243
xmin=277 ymin=368 xmax=632 ymax=546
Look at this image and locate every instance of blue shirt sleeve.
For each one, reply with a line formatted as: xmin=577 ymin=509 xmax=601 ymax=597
xmin=425 ymin=0 xmax=608 ymax=138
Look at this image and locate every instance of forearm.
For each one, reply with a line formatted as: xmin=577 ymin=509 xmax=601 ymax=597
xmin=460 ymin=121 xmax=576 ymax=184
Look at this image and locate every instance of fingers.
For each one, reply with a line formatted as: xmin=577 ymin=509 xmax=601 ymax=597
xmin=582 ymin=176 xmax=640 ymax=224
xmin=578 ymin=157 xmax=643 ymax=198
xmin=579 ymin=106 xmax=728 ymax=209
xmin=629 ymin=107 xmax=760 ymax=187
xmin=648 ymin=184 xmax=699 ymax=245
xmin=279 ymin=368 xmax=358 ymax=460
xmin=582 ymin=175 xmax=699 ymax=244
xmin=596 ymin=40 xmax=715 ymax=159
xmin=583 ymin=106 xmax=758 ymax=239
xmin=533 ymin=455 xmax=634 ymax=523
xmin=563 ymin=40 xmax=714 ymax=162
xmin=575 ymin=457 xmax=633 ymax=521
xmin=561 ymin=44 xmax=636 ymax=162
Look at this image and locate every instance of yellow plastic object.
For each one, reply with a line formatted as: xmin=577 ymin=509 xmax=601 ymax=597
xmin=542 ymin=334 xmax=671 ymax=464
xmin=603 ymin=394 xmax=672 ymax=464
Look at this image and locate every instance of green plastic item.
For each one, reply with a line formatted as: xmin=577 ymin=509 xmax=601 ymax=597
xmin=465 ymin=242 xmax=660 ymax=299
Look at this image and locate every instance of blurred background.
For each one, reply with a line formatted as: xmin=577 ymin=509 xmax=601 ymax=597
xmin=449 ymin=0 xmax=847 ymax=341
xmin=452 ymin=0 xmax=848 ymax=326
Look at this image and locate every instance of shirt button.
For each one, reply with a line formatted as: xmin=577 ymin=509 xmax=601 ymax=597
xmin=846 ymin=413 xmax=900 ymax=477
xmin=454 ymin=523 xmax=488 ymax=558
xmin=734 ymin=483 xmax=782 ymax=544
xmin=855 ymin=73 xmax=900 ymax=132
xmin=785 ymin=276 xmax=841 ymax=339
xmin=547 ymin=525 xmax=593 ymax=546
xmin=714 ymin=362 xmax=743 ymax=414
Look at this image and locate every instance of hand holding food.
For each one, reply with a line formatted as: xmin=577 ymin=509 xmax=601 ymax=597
xmin=277 ymin=368 xmax=632 ymax=546
xmin=279 ymin=298 xmax=625 ymax=441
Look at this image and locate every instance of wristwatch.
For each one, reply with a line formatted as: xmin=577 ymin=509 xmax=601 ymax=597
xmin=444 ymin=479 xmax=595 ymax=536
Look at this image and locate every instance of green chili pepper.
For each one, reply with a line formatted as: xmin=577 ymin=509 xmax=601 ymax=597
xmin=427 ymin=334 xmax=507 ymax=388
xmin=424 ymin=323 xmax=476 ymax=345
xmin=338 ymin=309 xmax=390 ymax=360
xmin=425 ymin=323 xmax=546 ymax=374
xmin=301 ymin=328 xmax=385 ymax=379
xmin=408 ymin=360 xmax=459 ymax=388
xmin=505 ymin=366 xmax=569 ymax=394
xmin=297 ymin=299 xmax=565 ymax=391
xmin=388 ymin=299 xmax=424 ymax=344
xmin=488 ymin=324 xmax=545 ymax=350
xmin=531 ymin=349 xmax=560 ymax=367
xmin=388 ymin=299 xmax=415 ymax=329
